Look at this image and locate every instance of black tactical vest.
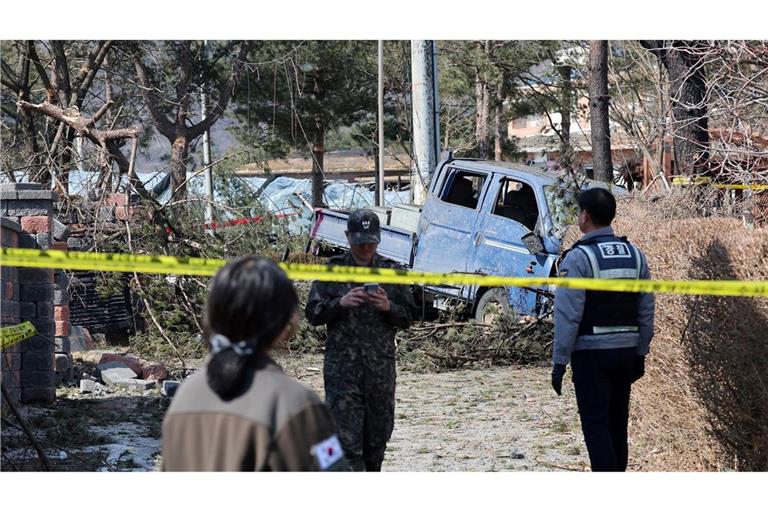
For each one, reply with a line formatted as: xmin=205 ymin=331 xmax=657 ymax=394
xmin=572 ymin=235 xmax=642 ymax=336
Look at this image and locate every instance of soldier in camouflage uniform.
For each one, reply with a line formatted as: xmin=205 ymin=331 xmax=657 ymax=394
xmin=305 ymin=209 xmax=415 ymax=471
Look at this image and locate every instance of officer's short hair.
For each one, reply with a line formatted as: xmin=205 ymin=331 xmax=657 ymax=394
xmin=577 ymin=187 xmax=616 ymax=226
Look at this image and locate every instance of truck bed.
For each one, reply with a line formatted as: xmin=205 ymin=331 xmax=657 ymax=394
xmin=309 ymin=208 xmax=416 ymax=266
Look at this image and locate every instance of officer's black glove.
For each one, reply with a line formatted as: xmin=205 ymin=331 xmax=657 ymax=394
xmin=631 ymin=355 xmax=646 ymax=383
xmin=551 ymin=364 xmax=567 ymax=396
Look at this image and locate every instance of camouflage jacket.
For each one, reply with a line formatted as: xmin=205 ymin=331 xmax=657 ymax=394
xmin=305 ymin=252 xmax=415 ymax=362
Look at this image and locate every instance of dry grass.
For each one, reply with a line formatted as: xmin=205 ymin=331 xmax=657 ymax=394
xmin=600 ymin=190 xmax=768 ymax=471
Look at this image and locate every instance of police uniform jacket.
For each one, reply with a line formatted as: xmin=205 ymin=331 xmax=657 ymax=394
xmin=552 ymin=226 xmax=655 ymax=366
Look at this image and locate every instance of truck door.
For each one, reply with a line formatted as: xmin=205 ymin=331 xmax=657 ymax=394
xmin=470 ymin=175 xmax=550 ymax=314
xmin=413 ymin=166 xmax=490 ymax=298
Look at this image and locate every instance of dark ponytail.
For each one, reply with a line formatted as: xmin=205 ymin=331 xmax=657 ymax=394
xmin=204 ymin=256 xmax=298 ymax=400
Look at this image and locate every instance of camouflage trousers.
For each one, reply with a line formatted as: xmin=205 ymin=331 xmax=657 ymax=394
xmin=324 ymin=354 xmax=396 ymax=472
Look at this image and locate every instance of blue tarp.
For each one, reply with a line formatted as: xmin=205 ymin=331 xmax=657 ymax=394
xmin=61 ymin=171 xmax=410 ymax=233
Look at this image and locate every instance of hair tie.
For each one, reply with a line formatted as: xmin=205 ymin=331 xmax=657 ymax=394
xmin=210 ymin=334 xmax=254 ymax=357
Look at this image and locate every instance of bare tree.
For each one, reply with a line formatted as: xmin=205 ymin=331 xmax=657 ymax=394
xmin=641 ymin=41 xmax=710 ymax=176
xmin=130 ymin=41 xmax=250 ymax=203
xmin=588 ymin=40 xmax=613 ymax=183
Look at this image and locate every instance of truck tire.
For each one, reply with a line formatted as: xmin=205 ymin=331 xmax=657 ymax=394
xmin=474 ymin=288 xmax=511 ymax=324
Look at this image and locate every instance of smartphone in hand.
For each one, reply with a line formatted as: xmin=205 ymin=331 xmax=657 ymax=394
xmin=363 ymin=283 xmax=380 ymax=293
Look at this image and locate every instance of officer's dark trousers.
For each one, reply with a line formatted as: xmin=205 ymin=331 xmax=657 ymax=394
xmin=324 ymin=357 xmax=396 ymax=472
xmin=571 ymin=347 xmax=636 ymax=472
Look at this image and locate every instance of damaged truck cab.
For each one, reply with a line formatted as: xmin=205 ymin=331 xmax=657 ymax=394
xmin=308 ymin=156 xmax=572 ymax=321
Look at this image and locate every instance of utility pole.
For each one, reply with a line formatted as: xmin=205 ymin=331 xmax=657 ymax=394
xmin=410 ymin=40 xmax=441 ymax=205
xmin=377 ymin=40 xmax=385 ymax=207
xmin=201 ymin=40 xmax=214 ymax=234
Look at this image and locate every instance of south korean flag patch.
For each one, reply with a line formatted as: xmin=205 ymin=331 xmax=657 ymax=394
xmin=311 ymin=434 xmax=344 ymax=470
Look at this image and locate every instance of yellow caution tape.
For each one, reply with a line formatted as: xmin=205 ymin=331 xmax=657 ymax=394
xmin=2 ymin=248 xmax=768 ymax=297
xmin=0 ymin=321 xmax=37 ymax=350
xmin=671 ymin=176 xmax=768 ymax=190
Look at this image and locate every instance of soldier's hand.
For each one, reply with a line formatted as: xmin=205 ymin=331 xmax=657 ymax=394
xmin=551 ymin=363 xmax=566 ymax=396
xmin=340 ymin=287 xmax=367 ymax=308
xmin=367 ymin=288 xmax=391 ymax=312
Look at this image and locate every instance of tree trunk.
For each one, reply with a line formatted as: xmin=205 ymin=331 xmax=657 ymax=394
xmin=588 ymin=40 xmax=613 ymax=183
xmin=170 ymin=135 xmax=189 ymax=201
xmin=558 ymin=66 xmax=572 ymax=148
xmin=475 ymin=41 xmax=492 ymax=159
xmin=641 ymin=41 xmax=709 ymax=176
xmin=493 ymin=81 xmax=505 ymax=161
xmin=311 ymin=127 xmax=325 ymax=208
xmin=475 ymin=69 xmax=490 ymax=159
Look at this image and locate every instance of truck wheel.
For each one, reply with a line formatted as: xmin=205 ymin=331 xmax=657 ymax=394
xmin=474 ymin=288 xmax=511 ymax=325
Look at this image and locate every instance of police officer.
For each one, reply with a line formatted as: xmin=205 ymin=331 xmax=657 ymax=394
xmin=551 ymin=187 xmax=655 ymax=472
xmin=305 ymin=209 xmax=415 ymax=471
xmin=162 ymin=256 xmax=347 ymax=471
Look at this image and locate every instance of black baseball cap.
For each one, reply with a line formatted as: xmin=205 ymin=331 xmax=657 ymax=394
xmin=347 ymin=209 xmax=381 ymax=245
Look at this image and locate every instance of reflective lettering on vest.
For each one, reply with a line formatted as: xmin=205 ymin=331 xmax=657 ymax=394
xmin=574 ymin=235 xmax=642 ymax=336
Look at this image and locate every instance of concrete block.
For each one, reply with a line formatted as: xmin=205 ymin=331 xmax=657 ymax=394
xmin=67 ymin=237 xmax=88 ymax=250
xmin=20 ymin=284 xmax=53 ymax=302
xmin=18 ymin=233 xmax=37 ymax=249
xmin=15 ymin=190 xmax=58 ymax=201
xmin=52 ymin=219 xmax=70 ymax=241
xmin=19 ymin=302 xmax=37 ymax=319
xmin=79 ymin=379 xmax=97 ymax=393
xmin=54 ymin=271 xmax=68 ymax=288
xmin=53 ymin=289 xmax=70 ymax=305
xmin=37 ymin=302 xmax=54 ymax=318
xmin=4 ymin=201 xmax=52 ymax=217
xmin=54 ymin=336 xmax=71 ymax=353
xmin=22 ymin=352 xmax=53 ymax=371
xmin=97 ymin=207 xmax=114 ymax=221
xmin=0 ymin=183 xmax=44 ymax=191
xmin=29 ymin=319 xmax=54 ymax=337
xmin=19 ymin=335 xmax=53 ymax=353
xmin=1 ymin=300 xmax=20 ymax=319
xmin=1 ymin=266 xmax=18 ymax=281
xmin=0 ymin=190 xmax=18 ymax=200
xmin=116 ymin=379 xmax=156 ymax=391
xmin=21 ymin=387 xmax=55 ymax=404
xmin=54 ymin=353 xmax=71 ymax=372
xmin=19 ymin=370 xmax=56 ymax=388
xmin=98 ymin=362 xmax=137 ymax=385
xmin=162 ymin=380 xmax=180 ymax=397
xmin=35 ymin=232 xmax=52 ymax=249
xmin=19 ymin=268 xmax=54 ymax=283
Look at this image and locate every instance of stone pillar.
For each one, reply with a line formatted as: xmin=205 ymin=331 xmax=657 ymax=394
xmin=1 ymin=218 xmax=22 ymax=405
xmin=52 ymin=219 xmax=72 ymax=382
xmin=1 ymin=183 xmax=58 ymax=404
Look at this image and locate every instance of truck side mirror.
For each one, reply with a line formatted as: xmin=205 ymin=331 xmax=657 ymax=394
xmin=521 ymin=231 xmax=545 ymax=255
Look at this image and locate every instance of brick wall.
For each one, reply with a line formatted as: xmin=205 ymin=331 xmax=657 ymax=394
xmin=1 ymin=183 xmax=60 ymax=404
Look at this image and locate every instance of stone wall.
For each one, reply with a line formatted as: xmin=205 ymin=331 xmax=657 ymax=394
xmin=1 ymin=183 xmax=62 ymax=404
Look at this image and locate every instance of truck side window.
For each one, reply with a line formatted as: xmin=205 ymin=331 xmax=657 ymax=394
xmin=442 ymin=171 xmax=486 ymax=210
xmin=493 ymin=179 xmax=539 ymax=231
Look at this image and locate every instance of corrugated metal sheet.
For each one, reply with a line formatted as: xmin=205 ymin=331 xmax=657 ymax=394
xmin=68 ymin=271 xmax=135 ymax=333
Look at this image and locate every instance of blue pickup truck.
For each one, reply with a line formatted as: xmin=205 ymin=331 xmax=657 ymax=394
xmin=308 ymin=155 xmax=603 ymax=322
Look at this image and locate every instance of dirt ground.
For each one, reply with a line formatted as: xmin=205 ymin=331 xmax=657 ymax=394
xmin=2 ymin=354 xmax=593 ymax=472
